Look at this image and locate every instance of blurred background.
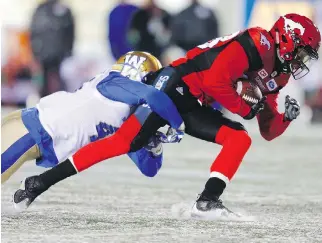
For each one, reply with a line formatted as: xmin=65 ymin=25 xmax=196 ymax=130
xmin=1 ymin=0 xmax=322 ymax=124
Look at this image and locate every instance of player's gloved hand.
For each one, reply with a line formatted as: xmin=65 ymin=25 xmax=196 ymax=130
xmin=156 ymin=127 xmax=184 ymax=143
xmin=144 ymin=136 xmax=163 ymax=157
xmin=243 ymin=96 xmax=267 ymax=120
xmin=284 ymin=95 xmax=300 ymax=121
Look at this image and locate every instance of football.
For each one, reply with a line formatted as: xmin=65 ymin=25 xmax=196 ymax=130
xmin=235 ymin=79 xmax=263 ymax=106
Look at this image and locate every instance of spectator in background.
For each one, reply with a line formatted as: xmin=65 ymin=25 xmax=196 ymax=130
xmin=305 ymin=2 xmax=322 ymax=123
xmin=298 ymin=2 xmax=322 ymax=124
xmin=128 ymin=0 xmax=171 ymax=61
xmin=108 ymin=0 xmax=138 ymax=60
xmin=30 ymin=0 xmax=74 ymax=97
xmin=171 ymin=0 xmax=219 ymax=52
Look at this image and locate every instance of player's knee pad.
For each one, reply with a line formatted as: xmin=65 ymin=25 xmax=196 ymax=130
xmin=233 ymin=129 xmax=252 ymax=150
xmin=216 ymin=125 xmax=251 ymax=150
xmin=211 ymin=126 xmax=251 ymax=181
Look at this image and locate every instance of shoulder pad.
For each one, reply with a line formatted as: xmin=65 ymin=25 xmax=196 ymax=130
xmin=248 ymin=27 xmax=275 ymax=59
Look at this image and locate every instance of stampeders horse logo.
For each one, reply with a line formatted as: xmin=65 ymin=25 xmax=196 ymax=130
xmin=260 ymin=33 xmax=271 ymax=50
xmin=283 ymin=17 xmax=306 ymax=36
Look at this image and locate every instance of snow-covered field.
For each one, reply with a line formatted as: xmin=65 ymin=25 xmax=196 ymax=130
xmin=2 ymin=119 xmax=322 ymax=243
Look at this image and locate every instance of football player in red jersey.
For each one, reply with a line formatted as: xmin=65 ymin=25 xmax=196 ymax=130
xmin=14 ymin=14 xmax=320 ymax=217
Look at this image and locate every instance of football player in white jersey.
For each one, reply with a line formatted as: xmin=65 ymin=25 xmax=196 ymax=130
xmin=1 ymin=51 xmax=185 ymax=190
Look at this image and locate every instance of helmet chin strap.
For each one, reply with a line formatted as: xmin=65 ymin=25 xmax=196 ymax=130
xmin=275 ymin=46 xmax=292 ymax=74
xmin=276 ymin=48 xmax=284 ymax=62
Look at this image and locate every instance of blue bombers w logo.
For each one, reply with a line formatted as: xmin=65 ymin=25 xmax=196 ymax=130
xmin=90 ymin=122 xmax=119 ymax=142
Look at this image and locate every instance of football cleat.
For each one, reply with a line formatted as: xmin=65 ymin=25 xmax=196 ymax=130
xmin=191 ymin=194 xmax=240 ymax=219
xmin=13 ymin=176 xmax=48 ymax=211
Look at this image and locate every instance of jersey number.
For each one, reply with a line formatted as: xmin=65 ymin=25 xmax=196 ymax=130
xmin=197 ymin=31 xmax=240 ymax=49
xmin=90 ymin=122 xmax=119 ymax=142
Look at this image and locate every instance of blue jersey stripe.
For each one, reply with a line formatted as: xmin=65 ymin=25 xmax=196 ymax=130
xmin=21 ymin=108 xmax=58 ymax=168
xmin=96 ymin=72 xmax=184 ymax=129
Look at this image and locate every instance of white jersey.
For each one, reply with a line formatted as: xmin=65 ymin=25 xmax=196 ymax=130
xmin=37 ymin=70 xmax=131 ymax=162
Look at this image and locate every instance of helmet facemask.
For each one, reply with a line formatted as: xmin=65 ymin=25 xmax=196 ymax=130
xmin=277 ymin=34 xmax=319 ymax=79
xmin=272 ymin=14 xmax=321 ymax=80
xmin=289 ymin=45 xmax=319 ymax=79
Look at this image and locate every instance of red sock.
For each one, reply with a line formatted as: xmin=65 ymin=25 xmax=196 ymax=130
xmin=72 ymin=115 xmax=142 ymax=172
xmin=210 ymin=125 xmax=252 ymax=183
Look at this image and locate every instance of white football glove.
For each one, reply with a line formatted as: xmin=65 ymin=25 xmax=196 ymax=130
xmin=144 ymin=125 xmax=185 ymax=156
xmin=157 ymin=127 xmax=184 ymax=143
xmin=284 ymin=95 xmax=300 ymax=121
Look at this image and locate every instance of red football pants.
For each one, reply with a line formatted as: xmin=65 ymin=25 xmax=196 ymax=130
xmin=71 ymin=115 xmax=141 ymax=172
xmin=71 ymin=117 xmax=251 ymax=181
xmin=210 ymin=125 xmax=252 ymax=183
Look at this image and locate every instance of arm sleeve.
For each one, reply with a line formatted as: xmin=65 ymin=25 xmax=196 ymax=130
xmin=202 ymin=41 xmax=251 ymax=117
xmin=256 ymin=93 xmax=291 ymax=141
xmin=127 ymin=148 xmax=162 ymax=177
xmin=96 ymin=74 xmax=184 ymax=129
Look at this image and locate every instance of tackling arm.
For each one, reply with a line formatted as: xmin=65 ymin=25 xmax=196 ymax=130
xmin=96 ymin=73 xmax=184 ymax=130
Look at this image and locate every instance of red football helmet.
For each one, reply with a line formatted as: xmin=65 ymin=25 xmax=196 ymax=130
xmin=270 ymin=13 xmax=321 ymax=79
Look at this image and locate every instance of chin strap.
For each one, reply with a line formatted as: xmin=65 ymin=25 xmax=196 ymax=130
xmin=276 ymin=47 xmax=284 ymax=63
xmin=274 ymin=46 xmax=289 ymax=74
xmin=275 ymin=45 xmax=292 ymax=74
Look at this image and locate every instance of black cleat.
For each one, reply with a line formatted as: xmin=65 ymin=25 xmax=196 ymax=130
xmin=13 ymin=176 xmax=48 ymax=211
xmin=191 ymin=193 xmax=240 ymax=219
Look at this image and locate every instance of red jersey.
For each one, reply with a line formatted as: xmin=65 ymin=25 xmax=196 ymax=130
xmin=171 ymin=27 xmax=291 ymax=141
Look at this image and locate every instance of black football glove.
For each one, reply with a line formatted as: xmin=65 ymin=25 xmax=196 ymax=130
xmin=243 ymin=96 xmax=267 ymax=120
xmin=284 ymin=95 xmax=300 ymax=121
